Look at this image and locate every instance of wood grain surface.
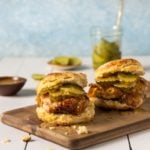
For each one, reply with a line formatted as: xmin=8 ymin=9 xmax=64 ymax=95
xmin=1 ymin=98 xmax=150 ymax=150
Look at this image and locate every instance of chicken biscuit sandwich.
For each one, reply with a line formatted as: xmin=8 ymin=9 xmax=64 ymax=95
xmin=88 ymin=58 xmax=146 ymax=110
xmin=36 ymin=72 xmax=95 ymax=125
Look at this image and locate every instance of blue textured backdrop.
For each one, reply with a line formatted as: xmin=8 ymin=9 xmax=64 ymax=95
xmin=0 ymin=0 xmax=150 ymax=57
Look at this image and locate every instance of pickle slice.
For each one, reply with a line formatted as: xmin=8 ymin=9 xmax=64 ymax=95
xmin=49 ymin=84 xmax=85 ymax=101
xmin=97 ymin=76 xmax=118 ymax=82
xmin=69 ymin=57 xmax=81 ymax=66
xmin=48 ymin=56 xmax=70 ymax=65
xmin=114 ymin=81 xmax=136 ymax=88
xmin=118 ymin=73 xmax=138 ymax=82
xmin=92 ymin=49 xmax=109 ymax=69
xmin=32 ymin=74 xmax=45 ymax=81
xmin=48 ymin=56 xmax=81 ymax=66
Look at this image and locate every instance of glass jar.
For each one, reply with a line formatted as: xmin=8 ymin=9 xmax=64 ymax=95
xmin=91 ymin=27 xmax=122 ymax=69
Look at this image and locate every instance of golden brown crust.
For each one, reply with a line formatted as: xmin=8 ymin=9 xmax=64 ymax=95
xmin=36 ymin=72 xmax=87 ymax=95
xmin=95 ymin=58 xmax=144 ymax=79
xmin=90 ymin=97 xmax=144 ymax=110
xmin=36 ymin=101 xmax=95 ymax=125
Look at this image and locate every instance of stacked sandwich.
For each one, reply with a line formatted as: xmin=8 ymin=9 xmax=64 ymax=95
xmin=88 ymin=58 xmax=146 ymax=110
xmin=36 ymin=72 xmax=95 ymax=125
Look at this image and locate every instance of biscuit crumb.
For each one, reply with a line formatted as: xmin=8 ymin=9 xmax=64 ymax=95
xmin=71 ymin=125 xmax=77 ymax=129
xmin=64 ymin=132 xmax=68 ymax=135
xmin=76 ymin=126 xmax=88 ymax=135
xmin=0 ymin=138 xmax=11 ymax=144
xmin=22 ymin=134 xmax=31 ymax=142
xmin=49 ymin=127 xmax=56 ymax=130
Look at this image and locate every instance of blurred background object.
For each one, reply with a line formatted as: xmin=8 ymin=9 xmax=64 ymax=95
xmin=0 ymin=0 xmax=150 ymax=58
xmin=91 ymin=0 xmax=123 ymax=69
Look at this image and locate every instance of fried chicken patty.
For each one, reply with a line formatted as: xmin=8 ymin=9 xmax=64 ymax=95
xmin=88 ymin=83 xmax=123 ymax=99
xmin=39 ymin=95 xmax=88 ymax=115
xmin=88 ymin=77 xmax=146 ymax=108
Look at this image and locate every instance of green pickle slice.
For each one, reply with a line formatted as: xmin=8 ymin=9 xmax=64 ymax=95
xmin=117 ymin=73 xmax=138 ymax=82
xmin=114 ymin=82 xmax=136 ymax=88
xmin=96 ymin=75 xmax=118 ymax=82
xmin=49 ymin=84 xmax=85 ymax=101
xmin=48 ymin=56 xmax=81 ymax=66
xmin=69 ymin=57 xmax=81 ymax=66
xmin=49 ymin=56 xmax=70 ymax=65
xmin=32 ymin=74 xmax=45 ymax=81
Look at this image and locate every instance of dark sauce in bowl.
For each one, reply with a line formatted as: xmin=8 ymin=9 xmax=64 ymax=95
xmin=0 ymin=76 xmax=26 ymax=96
xmin=0 ymin=78 xmax=21 ymax=85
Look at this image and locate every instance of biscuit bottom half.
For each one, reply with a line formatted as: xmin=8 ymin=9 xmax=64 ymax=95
xmin=90 ymin=97 xmax=144 ymax=110
xmin=36 ymin=101 xmax=95 ymax=126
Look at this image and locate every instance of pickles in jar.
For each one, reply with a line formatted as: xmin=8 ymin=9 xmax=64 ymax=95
xmin=92 ymin=38 xmax=121 ymax=69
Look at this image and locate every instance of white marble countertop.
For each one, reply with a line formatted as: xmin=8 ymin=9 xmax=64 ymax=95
xmin=0 ymin=56 xmax=150 ymax=150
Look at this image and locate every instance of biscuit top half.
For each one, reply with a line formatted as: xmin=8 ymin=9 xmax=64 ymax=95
xmin=95 ymin=58 xmax=144 ymax=79
xmin=36 ymin=72 xmax=87 ymax=95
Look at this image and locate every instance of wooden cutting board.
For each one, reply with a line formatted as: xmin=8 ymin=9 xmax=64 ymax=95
xmin=1 ymin=98 xmax=150 ymax=150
